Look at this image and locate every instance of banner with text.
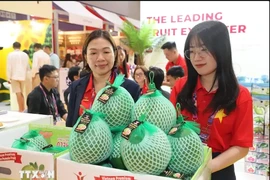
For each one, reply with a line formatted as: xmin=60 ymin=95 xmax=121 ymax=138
xmin=140 ymin=1 xmax=269 ymax=81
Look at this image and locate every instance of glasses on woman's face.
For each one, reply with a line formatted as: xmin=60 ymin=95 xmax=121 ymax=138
xmin=184 ymin=47 xmax=209 ymax=60
xmin=135 ymin=73 xmax=144 ymax=77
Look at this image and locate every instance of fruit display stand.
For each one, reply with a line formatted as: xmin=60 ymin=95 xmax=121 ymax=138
xmin=56 ymin=146 xmax=212 ymax=180
xmin=241 ymin=83 xmax=270 ymax=177
xmin=0 ymin=123 xmax=71 ymax=180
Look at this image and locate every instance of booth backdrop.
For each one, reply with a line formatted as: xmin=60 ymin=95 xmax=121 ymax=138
xmin=140 ymin=1 xmax=269 ymax=82
xmin=0 ymin=20 xmax=52 ymax=102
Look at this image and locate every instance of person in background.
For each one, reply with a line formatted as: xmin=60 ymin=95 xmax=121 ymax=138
xmin=64 ymin=66 xmax=81 ymax=106
xmin=170 ymin=21 xmax=253 ymax=180
xmin=62 ymin=53 xmax=76 ymax=68
xmin=146 ymin=66 xmax=170 ymax=99
xmin=6 ymin=42 xmax=29 ymax=112
xmin=43 ymin=44 xmax=60 ymax=69
xmin=161 ymin=41 xmax=187 ymax=86
xmin=161 ymin=41 xmax=187 ymax=74
xmin=166 ymin=66 xmax=185 ymax=88
xmin=32 ymin=43 xmax=51 ymax=89
xmin=78 ymin=60 xmax=84 ymax=69
xmin=133 ymin=65 xmax=148 ymax=95
xmin=66 ymin=30 xmax=141 ymax=127
xmin=23 ymin=49 xmax=29 ymax=55
xmin=22 ymin=49 xmax=32 ymax=100
xmin=117 ymin=46 xmax=130 ymax=78
xmin=27 ymin=65 xmax=67 ymax=125
xmin=79 ymin=69 xmax=90 ymax=78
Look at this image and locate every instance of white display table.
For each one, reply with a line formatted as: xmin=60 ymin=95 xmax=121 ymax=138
xmin=0 ymin=111 xmax=53 ymax=129
xmin=0 ymin=111 xmax=53 ymax=147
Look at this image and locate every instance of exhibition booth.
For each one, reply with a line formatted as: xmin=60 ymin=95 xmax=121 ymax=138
xmin=0 ymin=1 xmax=269 ymax=180
xmin=0 ymin=1 xmax=140 ymax=107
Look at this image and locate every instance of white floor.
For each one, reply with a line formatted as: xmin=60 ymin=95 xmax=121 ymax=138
xmin=0 ymin=102 xmax=11 ymax=111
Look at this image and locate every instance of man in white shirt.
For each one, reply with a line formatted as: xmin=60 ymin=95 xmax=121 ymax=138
xmin=7 ymin=42 xmax=29 ymax=112
xmin=32 ymin=43 xmax=51 ymax=89
xmin=43 ymin=45 xmax=60 ymax=69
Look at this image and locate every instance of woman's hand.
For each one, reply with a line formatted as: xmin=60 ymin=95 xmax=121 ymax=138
xmin=207 ymin=146 xmax=249 ymax=173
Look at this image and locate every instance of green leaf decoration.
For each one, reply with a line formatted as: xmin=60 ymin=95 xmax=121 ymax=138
xmin=120 ymin=20 xmax=160 ymax=65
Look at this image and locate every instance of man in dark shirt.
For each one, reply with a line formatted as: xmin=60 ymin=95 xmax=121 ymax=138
xmin=27 ymin=65 xmax=67 ymax=124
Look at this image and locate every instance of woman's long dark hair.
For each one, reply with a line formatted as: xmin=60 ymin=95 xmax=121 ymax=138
xmin=63 ymin=53 xmax=72 ymax=68
xmin=82 ymin=30 xmax=118 ymax=73
xmin=177 ymin=21 xmax=239 ymax=115
xmin=117 ymin=46 xmax=129 ymax=78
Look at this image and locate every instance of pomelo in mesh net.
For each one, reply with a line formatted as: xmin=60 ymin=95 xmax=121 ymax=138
xmin=69 ymin=110 xmax=113 ymax=164
xmin=120 ymin=119 xmax=172 ymax=175
xmin=132 ymin=90 xmax=177 ymax=133
xmin=132 ymin=71 xmax=176 ymax=133
xmin=11 ymin=138 xmax=41 ymax=152
xmin=168 ymin=104 xmax=204 ymax=176
xmin=91 ymin=74 xmax=134 ymax=131
xmin=20 ymin=130 xmax=48 ymax=150
xmin=109 ymin=132 xmax=126 ymax=170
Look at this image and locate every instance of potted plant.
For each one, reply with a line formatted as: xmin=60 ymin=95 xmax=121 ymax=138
xmin=120 ymin=21 xmax=165 ymax=65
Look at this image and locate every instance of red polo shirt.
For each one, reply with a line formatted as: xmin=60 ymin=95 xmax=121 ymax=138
xmin=170 ymin=76 xmax=253 ymax=152
xmin=118 ymin=63 xmax=130 ymax=78
xmin=165 ymin=54 xmax=187 ymax=76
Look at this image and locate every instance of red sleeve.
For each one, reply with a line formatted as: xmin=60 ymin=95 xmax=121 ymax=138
xmin=179 ymin=56 xmax=188 ymax=76
xmin=182 ymin=64 xmax=188 ymax=76
xmin=230 ymin=87 xmax=253 ymax=147
xmin=165 ymin=62 xmax=170 ymax=72
xmin=126 ymin=63 xmax=131 ymax=78
xmin=170 ymin=77 xmax=187 ymax=107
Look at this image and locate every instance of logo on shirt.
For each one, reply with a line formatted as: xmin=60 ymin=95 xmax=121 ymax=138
xmin=215 ymin=109 xmax=227 ymax=123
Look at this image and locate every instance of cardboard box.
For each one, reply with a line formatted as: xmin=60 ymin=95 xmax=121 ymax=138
xmin=251 ymin=84 xmax=269 ymax=96
xmin=245 ymin=152 xmax=269 ymax=165
xmin=245 ymin=162 xmax=269 ymax=176
xmin=57 ymin=146 xmax=212 ymax=180
xmin=0 ymin=124 xmax=71 ymax=180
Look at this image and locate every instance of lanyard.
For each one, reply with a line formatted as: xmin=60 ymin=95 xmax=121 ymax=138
xmin=39 ymin=85 xmax=59 ymax=117
xmin=192 ymin=92 xmax=219 ymax=144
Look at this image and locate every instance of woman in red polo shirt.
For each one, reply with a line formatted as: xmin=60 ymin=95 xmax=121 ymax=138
xmin=170 ymin=21 xmax=253 ymax=180
xmin=66 ymin=30 xmax=141 ymax=127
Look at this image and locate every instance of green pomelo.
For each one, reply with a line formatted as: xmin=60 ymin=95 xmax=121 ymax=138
xmin=168 ymin=128 xmax=204 ymax=175
xmin=132 ymin=90 xmax=177 ymax=133
xmin=69 ymin=114 xmax=113 ymax=164
xmin=120 ymin=123 xmax=172 ymax=175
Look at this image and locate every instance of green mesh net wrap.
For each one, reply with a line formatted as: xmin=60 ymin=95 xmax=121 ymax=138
xmin=109 ymin=132 xmax=126 ymax=170
xmin=132 ymin=72 xmax=176 ymax=133
xmin=42 ymin=145 xmax=67 ymax=154
xmin=91 ymin=74 xmax=134 ymax=131
xmin=120 ymin=116 xmax=172 ymax=175
xmin=20 ymin=130 xmax=49 ymax=150
xmin=69 ymin=109 xmax=113 ymax=164
xmin=168 ymin=104 xmax=204 ymax=176
xmin=11 ymin=138 xmax=41 ymax=152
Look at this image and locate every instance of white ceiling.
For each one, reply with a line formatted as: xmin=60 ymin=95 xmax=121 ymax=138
xmin=79 ymin=1 xmax=140 ymax=20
